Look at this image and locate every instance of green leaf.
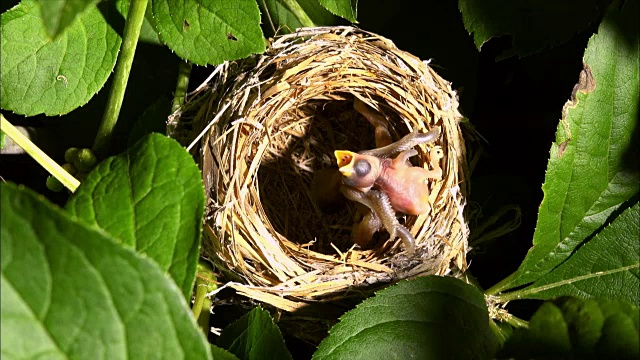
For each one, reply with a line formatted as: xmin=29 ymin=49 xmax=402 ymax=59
xmin=35 ymin=0 xmax=99 ymax=38
xmin=559 ymin=297 xmax=606 ymax=354
xmin=507 ymin=203 xmax=639 ymax=303
xmin=490 ymin=320 xmax=514 ymax=347
xmin=0 ymin=130 xmax=5 ymax=149
xmin=65 ymin=134 xmax=205 ymax=299
xmin=115 ymin=0 xmax=161 ymax=44
xmin=260 ymin=0 xmax=337 ymax=35
xmin=596 ymin=314 xmax=640 ymax=359
xmin=500 ymin=298 xmax=639 ymax=360
xmin=458 ymin=0 xmax=610 ymax=57
xmin=497 ymin=0 xmax=639 ymax=291
xmin=500 ymin=302 xmax=573 ymax=359
xmin=211 ymin=345 xmax=241 ymax=360
xmin=319 ymin=0 xmax=357 ymax=22
xmin=598 ymin=298 xmax=640 ymax=321
xmin=313 ymin=276 xmax=497 ymax=360
xmin=218 ymin=307 xmax=293 ymax=360
xmin=0 ymin=182 xmax=212 ymax=360
xmin=1 ymin=0 xmax=121 ymax=116
xmin=152 ymin=0 xmax=265 ymax=66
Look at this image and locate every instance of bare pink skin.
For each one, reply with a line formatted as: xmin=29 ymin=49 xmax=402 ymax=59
xmin=375 ymin=151 xmax=442 ymax=215
xmin=312 ymin=98 xmax=443 ymax=254
xmin=336 ymin=129 xmax=443 ymax=254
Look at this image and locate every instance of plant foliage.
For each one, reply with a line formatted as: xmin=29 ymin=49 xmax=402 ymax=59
xmin=0 ymin=182 xmax=212 ymax=359
xmin=500 ymin=298 xmax=639 ymax=359
xmin=1 ymin=0 xmax=121 ymax=115
xmin=459 ymin=0 xmax=613 ymax=57
xmin=65 ymin=134 xmax=205 ymax=299
xmin=490 ymin=0 xmax=639 ymax=304
xmin=314 ymin=276 xmax=498 ymax=359
xmin=1 ymin=0 xmax=639 ymax=358
xmin=218 ymin=307 xmax=293 ymax=360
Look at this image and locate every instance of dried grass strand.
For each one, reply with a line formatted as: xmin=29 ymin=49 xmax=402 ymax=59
xmin=177 ymin=26 xmax=470 ymax=311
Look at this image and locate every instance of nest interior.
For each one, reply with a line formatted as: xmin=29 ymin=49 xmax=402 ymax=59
xmin=256 ymin=98 xmax=415 ymax=254
xmin=176 ymin=27 xmax=470 ymax=312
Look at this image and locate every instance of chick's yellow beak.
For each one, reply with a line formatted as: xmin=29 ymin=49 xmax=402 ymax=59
xmin=334 ymin=150 xmax=356 ymax=177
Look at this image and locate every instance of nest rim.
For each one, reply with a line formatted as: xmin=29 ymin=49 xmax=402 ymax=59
xmin=179 ymin=26 xmax=470 ymax=311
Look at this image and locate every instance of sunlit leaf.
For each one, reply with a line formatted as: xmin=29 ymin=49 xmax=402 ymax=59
xmin=319 ymin=0 xmax=357 ymax=22
xmin=0 ymin=182 xmax=211 ymax=360
xmin=1 ymin=0 xmax=121 ymax=116
xmin=218 ymin=307 xmax=293 ymax=360
xmin=35 ymin=0 xmax=99 ymax=38
xmin=152 ymin=0 xmax=265 ymax=65
xmin=260 ymin=0 xmax=337 ymax=35
xmin=497 ymin=0 xmax=639 ymax=291
xmin=314 ymin=276 xmax=497 ymax=359
xmin=115 ymin=0 xmax=161 ymax=44
xmin=66 ymin=134 xmax=205 ymax=299
xmin=512 ymin=203 xmax=639 ymax=303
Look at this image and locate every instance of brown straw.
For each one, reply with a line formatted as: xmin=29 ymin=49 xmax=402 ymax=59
xmin=172 ymin=26 xmax=470 ymax=312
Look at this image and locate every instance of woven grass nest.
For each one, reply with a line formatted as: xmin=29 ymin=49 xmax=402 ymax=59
xmin=173 ymin=26 xmax=470 ymax=313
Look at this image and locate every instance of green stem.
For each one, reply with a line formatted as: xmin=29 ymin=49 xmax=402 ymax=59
xmin=493 ymin=278 xmax=555 ymax=302
xmin=1 ymin=114 xmax=79 ymax=192
xmin=193 ymin=265 xmax=217 ymax=335
xmin=495 ymin=263 xmax=640 ymax=303
xmin=494 ymin=283 xmax=549 ymax=303
xmin=484 ymin=271 xmax=518 ymax=296
xmin=192 ymin=277 xmax=209 ymax=321
xmin=494 ymin=289 xmax=527 ymax=303
xmin=92 ymin=0 xmax=149 ymax=158
xmin=503 ymin=313 xmax=529 ymax=328
xmin=171 ymin=61 xmax=192 ymax=113
xmin=192 ymin=260 xmax=218 ymax=331
xmin=281 ymin=0 xmax=316 ymax=27
xmin=197 ymin=295 xmax=213 ymax=334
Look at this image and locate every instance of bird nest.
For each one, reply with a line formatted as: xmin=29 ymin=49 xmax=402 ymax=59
xmin=171 ymin=26 xmax=470 ymax=312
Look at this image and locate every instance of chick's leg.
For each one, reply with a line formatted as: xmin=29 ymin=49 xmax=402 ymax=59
xmin=392 ymin=149 xmax=419 ymax=167
xmin=392 ymin=146 xmax=443 ymax=179
xmin=353 ymin=98 xmax=393 ymax=148
xmin=362 ymin=127 xmax=441 ymax=158
xmin=353 ymin=207 xmax=382 ymax=247
xmin=341 ymin=187 xmax=416 ymax=254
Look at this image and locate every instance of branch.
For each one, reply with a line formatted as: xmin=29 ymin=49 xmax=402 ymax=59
xmin=1 ymin=114 xmax=79 ymax=192
xmin=92 ymin=0 xmax=149 ymax=157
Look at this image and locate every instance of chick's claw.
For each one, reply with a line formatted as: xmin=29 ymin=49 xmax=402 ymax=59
xmin=310 ymin=99 xmax=442 ymax=254
xmin=353 ymin=208 xmax=382 ymax=247
xmin=341 ymin=187 xmax=416 ymax=255
xmin=334 ymin=127 xmax=442 ymax=254
xmin=363 ymin=186 xmax=415 ymax=255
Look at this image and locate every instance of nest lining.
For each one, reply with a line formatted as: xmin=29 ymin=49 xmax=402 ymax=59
xmin=174 ymin=26 xmax=470 ymax=312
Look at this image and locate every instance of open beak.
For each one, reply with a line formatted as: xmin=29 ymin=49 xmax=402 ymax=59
xmin=334 ymin=150 xmax=356 ymax=177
